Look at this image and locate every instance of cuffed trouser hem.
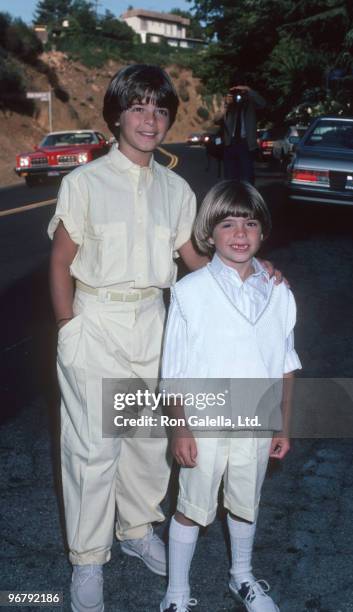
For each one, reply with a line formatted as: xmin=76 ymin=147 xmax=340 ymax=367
xmin=177 ymin=497 xmax=217 ymax=527
xmin=116 ymin=523 xmax=153 ymax=541
xmin=223 ymin=497 xmax=258 ymax=523
xmin=69 ymin=549 xmax=111 ymax=565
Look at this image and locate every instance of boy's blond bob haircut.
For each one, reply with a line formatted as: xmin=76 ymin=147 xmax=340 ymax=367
xmin=194 ymin=180 xmax=272 ymax=257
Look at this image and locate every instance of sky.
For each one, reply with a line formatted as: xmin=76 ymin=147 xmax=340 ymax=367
xmin=0 ymin=0 xmax=193 ymax=24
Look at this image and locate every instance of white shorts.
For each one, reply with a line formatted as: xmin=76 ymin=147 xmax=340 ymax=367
xmin=177 ymin=434 xmax=272 ymax=525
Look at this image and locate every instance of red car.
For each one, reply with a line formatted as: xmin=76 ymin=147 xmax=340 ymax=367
xmin=15 ymin=130 xmax=110 ymax=186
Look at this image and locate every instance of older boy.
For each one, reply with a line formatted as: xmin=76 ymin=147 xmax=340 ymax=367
xmin=49 ymin=64 xmax=205 ymax=612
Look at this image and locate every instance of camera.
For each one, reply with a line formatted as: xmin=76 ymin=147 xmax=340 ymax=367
xmin=233 ymin=91 xmax=247 ymax=105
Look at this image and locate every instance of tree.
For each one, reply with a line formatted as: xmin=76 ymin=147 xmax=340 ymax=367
xmin=189 ymin=0 xmax=353 ymax=119
xmin=0 ymin=11 xmax=11 ymax=43
xmin=99 ymin=10 xmax=135 ymax=51
xmin=0 ymin=13 xmax=42 ymax=64
xmin=5 ymin=18 xmax=43 ymax=63
xmin=70 ymin=0 xmax=96 ymax=33
xmin=33 ymin=0 xmax=72 ymax=25
xmin=0 ymin=53 xmax=35 ymax=114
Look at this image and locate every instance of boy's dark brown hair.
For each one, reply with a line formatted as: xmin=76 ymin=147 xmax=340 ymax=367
xmin=103 ymin=64 xmax=179 ymax=137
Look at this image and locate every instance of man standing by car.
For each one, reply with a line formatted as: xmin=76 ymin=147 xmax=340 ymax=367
xmin=221 ymin=71 xmax=266 ymax=183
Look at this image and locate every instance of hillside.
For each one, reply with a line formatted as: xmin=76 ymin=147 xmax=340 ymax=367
xmin=0 ymin=52 xmax=221 ymax=187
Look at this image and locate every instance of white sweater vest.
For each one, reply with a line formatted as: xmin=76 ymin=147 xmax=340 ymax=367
xmin=173 ymin=265 xmax=297 ymax=380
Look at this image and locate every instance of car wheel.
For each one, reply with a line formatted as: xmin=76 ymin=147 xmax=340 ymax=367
xmin=25 ymin=175 xmax=40 ymax=187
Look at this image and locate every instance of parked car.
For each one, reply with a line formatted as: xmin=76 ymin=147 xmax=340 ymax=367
xmin=187 ymin=133 xmax=205 ymax=145
xmin=258 ymin=125 xmax=307 ymax=167
xmin=15 ymin=130 xmax=110 ymax=186
xmin=287 ymin=116 xmax=353 ymax=206
xmin=257 ymin=126 xmax=286 ymax=161
xmin=272 ymin=125 xmax=308 ymax=165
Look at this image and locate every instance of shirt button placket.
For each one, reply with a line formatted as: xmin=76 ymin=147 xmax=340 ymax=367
xmin=135 ymin=171 xmax=146 ymax=285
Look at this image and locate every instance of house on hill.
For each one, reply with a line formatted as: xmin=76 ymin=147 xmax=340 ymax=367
xmin=121 ymin=8 xmax=204 ymax=48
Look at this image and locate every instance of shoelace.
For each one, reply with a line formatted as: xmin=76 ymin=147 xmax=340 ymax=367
xmin=74 ymin=566 xmax=103 ymax=587
xmin=244 ymin=579 xmax=270 ymax=603
xmin=169 ymin=598 xmax=198 ymax=611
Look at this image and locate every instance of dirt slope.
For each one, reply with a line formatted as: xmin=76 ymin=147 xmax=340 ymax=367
xmin=0 ymin=52 xmax=221 ymax=187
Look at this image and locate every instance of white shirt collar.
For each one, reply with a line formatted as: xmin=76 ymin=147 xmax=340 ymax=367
xmin=209 ymin=253 xmax=270 ymax=284
xmin=108 ymin=143 xmax=155 ymax=174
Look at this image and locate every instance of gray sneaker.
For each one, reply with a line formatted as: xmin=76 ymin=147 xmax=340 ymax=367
xmin=160 ymin=595 xmax=198 ymax=612
xmin=120 ymin=528 xmax=166 ymax=576
xmin=70 ymin=565 xmax=104 ymax=612
xmin=229 ymin=579 xmax=280 ymax=612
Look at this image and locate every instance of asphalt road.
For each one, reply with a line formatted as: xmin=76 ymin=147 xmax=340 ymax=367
xmin=1 ymin=144 xmax=353 ymax=611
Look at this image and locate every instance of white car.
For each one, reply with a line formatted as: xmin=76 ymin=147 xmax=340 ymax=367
xmin=272 ymin=125 xmax=308 ymax=167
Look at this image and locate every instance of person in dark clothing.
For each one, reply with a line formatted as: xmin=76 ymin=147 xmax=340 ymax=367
xmin=222 ymin=71 xmax=266 ymax=184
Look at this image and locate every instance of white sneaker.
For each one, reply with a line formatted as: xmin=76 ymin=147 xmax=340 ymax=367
xmin=160 ymin=594 xmax=198 ymax=612
xmin=229 ymin=579 xmax=280 ymax=612
xmin=70 ymin=565 xmax=104 ymax=612
xmin=120 ymin=528 xmax=166 ymax=576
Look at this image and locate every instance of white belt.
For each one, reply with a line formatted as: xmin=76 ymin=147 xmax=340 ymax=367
xmin=76 ymin=280 xmax=160 ymax=302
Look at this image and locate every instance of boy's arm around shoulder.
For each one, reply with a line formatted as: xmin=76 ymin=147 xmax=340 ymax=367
xmin=179 ymin=240 xmax=209 ymax=271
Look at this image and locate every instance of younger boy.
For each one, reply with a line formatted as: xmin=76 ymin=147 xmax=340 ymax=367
xmin=160 ymin=180 xmax=301 ymax=612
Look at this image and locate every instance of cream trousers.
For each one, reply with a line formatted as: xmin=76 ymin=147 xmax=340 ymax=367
xmin=57 ymin=288 xmax=170 ymax=565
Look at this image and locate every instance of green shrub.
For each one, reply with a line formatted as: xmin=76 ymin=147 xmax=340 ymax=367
xmin=202 ymin=94 xmax=213 ymax=110
xmin=58 ymin=34 xmax=123 ymax=68
xmin=3 ymin=17 xmax=43 ymax=64
xmin=0 ymin=55 xmax=34 ymax=114
xmin=197 ymin=106 xmax=209 ymax=120
xmin=54 ymin=85 xmax=70 ymax=102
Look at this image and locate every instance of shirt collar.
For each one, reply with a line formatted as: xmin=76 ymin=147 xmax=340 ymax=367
xmin=108 ymin=143 xmax=155 ymax=174
xmin=209 ymin=253 xmax=270 ymax=283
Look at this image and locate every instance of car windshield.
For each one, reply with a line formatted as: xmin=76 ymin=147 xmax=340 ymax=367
xmin=41 ymin=132 xmax=98 ymax=146
xmin=261 ymin=128 xmax=285 ymax=140
xmin=304 ymin=120 xmax=353 ymax=149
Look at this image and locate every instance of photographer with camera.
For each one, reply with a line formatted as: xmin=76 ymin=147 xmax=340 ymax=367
xmin=221 ymin=71 xmax=266 ymax=183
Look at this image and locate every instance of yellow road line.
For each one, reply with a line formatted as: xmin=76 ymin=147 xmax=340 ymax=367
xmin=157 ymin=146 xmax=179 ymax=169
xmin=0 ymin=198 xmax=57 ymax=218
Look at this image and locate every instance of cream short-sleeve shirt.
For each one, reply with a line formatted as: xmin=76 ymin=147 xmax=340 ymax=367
xmin=48 ymin=145 xmax=196 ymax=289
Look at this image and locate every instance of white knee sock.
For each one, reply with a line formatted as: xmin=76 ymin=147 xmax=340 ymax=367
xmin=227 ymin=513 xmax=256 ymax=588
xmin=166 ymin=516 xmax=199 ymax=600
